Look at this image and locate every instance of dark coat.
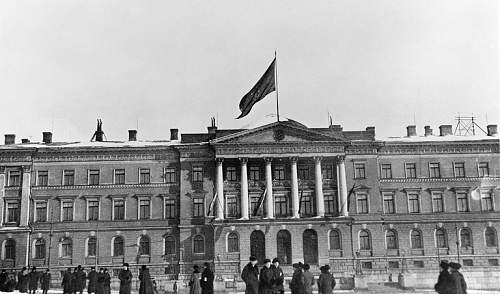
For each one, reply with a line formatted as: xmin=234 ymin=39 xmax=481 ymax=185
xmin=200 ymin=268 xmax=214 ymax=294
xmin=62 ymin=271 xmax=73 ymax=294
xmin=271 ymin=265 xmax=284 ymax=292
xmin=41 ymin=273 xmax=51 ymax=291
xmin=0 ymin=272 xmax=8 ymax=285
xmin=303 ymin=271 xmax=314 ymax=294
xmin=103 ymin=273 xmax=111 ymax=294
xmin=75 ymin=270 xmax=87 ymax=292
xmin=28 ymin=271 xmax=39 ymax=290
xmin=88 ymin=270 xmax=98 ymax=293
xmin=139 ymin=269 xmax=154 ymax=294
xmin=18 ymin=270 xmax=29 ymax=293
xmin=450 ymin=271 xmax=467 ymax=294
xmin=241 ymin=263 xmax=259 ymax=294
xmin=259 ymin=266 xmax=274 ymax=294
xmin=118 ymin=269 xmax=133 ymax=294
xmin=290 ymin=269 xmax=305 ymax=294
xmin=435 ymin=270 xmax=452 ymax=294
xmin=96 ymin=272 xmax=106 ymax=294
xmin=317 ymin=273 xmax=335 ymax=294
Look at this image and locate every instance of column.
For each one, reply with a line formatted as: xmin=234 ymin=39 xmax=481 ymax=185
xmin=20 ymin=166 xmax=31 ymax=226
xmin=314 ymin=157 xmax=325 ymax=217
xmin=215 ymin=158 xmax=224 ymax=220
xmin=0 ymin=167 xmax=5 ymax=226
xmin=240 ymin=158 xmax=249 ymax=220
xmin=338 ymin=156 xmax=349 ymax=217
xmin=290 ymin=158 xmax=300 ymax=218
xmin=264 ymin=158 xmax=274 ymax=219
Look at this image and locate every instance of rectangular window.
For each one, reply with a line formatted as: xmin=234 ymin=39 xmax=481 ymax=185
xmin=250 ymin=195 xmax=263 ymax=216
xmin=298 ymin=165 xmax=310 ymax=180
xmin=249 ymin=166 xmax=260 ymax=181
xmin=139 ymin=168 xmax=151 ymax=184
xmin=88 ymin=200 xmax=99 ymax=221
xmin=164 ymin=168 xmax=176 ymax=183
xmin=354 ymin=163 xmax=366 ymax=179
xmin=388 ymin=261 xmax=399 ymax=269
xmin=462 ymin=259 xmax=473 ymax=267
xmin=139 ymin=199 xmax=151 ymax=219
xmin=380 ymin=164 xmax=392 ymax=179
xmin=226 ymin=195 xmax=239 ymax=217
xmin=35 ymin=202 xmax=47 ymax=222
xmin=193 ymin=198 xmax=204 ymax=217
xmin=432 ymin=192 xmax=444 ymax=213
xmin=8 ymin=170 xmax=21 ymax=187
xmin=114 ymin=169 xmax=125 ymax=185
xmin=454 ymin=162 xmax=465 ymax=178
xmin=383 ymin=193 xmax=395 ymax=214
xmin=408 ymin=193 xmax=420 ymax=213
xmin=322 ymin=165 xmax=334 ymax=180
xmin=456 ymin=192 xmax=469 ymax=212
xmin=62 ymin=201 xmax=73 ymax=221
xmin=481 ymin=192 xmax=494 ymax=211
xmin=88 ymin=170 xmax=100 ymax=185
xmin=274 ymin=165 xmax=285 ymax=181
xmin=274 ymin=195 xmax=288 ymax=217
xmin=225 ymin=167 xmax=237 ymax=181
xmin=413 ymin=261 xmax=425 ymax=268
xmin=300 ymin=195 xmax=314 ymax=216
xmin=488 ymin=259 xmax=499 ymax=266
xmin=357 ymin=193 xmax=368 ymax=214
xmin=324 ymin=194 xmax=337 ymax=215
xmin=164 ymin=199 xmax=176 ymax=219
xmin=6 ymin=202 xmax=19 ymax=223
xmin=192 ymin=167 xmax=203 ymax=182
xmin=113 ymin=199 xmax=125 ymax=220
xmin=361 ymin=262 xmax=372 ymax=269
xmin=63 ymin=170 xmax=75 ymax=186
xmin=37 ymin=171 xmax=48 ymax=186
xmin=478 ymin=162 xmax=489 ymax=177
xmin=429 ymin=163 xmax=441 ymax=178
xmin=405 ymin=163 xmax=416 ymax=178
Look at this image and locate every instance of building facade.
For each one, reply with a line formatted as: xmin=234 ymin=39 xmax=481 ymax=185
xmin=0 ymin=120 xmax=498 ymax=285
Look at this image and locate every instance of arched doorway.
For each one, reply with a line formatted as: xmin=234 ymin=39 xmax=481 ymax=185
xmin=277 ymin=230 xmax=292 ymax=265
xmin=303 ymin=229 xmax=318 ymax=264
xmin=250 ymin=230 xmax=266 ymax=264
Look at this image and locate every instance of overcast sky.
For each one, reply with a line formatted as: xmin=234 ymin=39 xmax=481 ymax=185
xmin=0 ymin=0 xmax=498 ymax=142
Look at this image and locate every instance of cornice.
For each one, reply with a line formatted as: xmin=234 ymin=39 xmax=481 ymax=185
xmin=379 ymin=141 xmax=499 ymax=155
xmin=380 ymin=176 xmax=500 ymax=184
xmin=31 ymin=183 xmax=178 ymax=191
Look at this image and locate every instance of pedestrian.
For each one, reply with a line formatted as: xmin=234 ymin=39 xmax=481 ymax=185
xmin=259 ymin=259 xmax=274 ymax=294
xmin=75 ymin=266 xmax=87 ymax=294
xmin=0 ymin=269 xmax=8 ymax=290
xmin=173 ymin=281 xmax=178 ymax=294
xmin=302 ymin=264 xmax=314 ymax=294
xmin=241 ymin=256 xmax=259 ymax=294
xmin=41 ymin=269 xmax=51 ymax=294
xmin=87 ymin=267 xmax=98 ymax=294
xmin=290 ymin=263 xmax=305 ymax=294
xmin=71 ymin=268 xmax=79 ymax=294
xmin=62 ymin=268 xmax=73 ymax=294
xmin=103 ymin=269 xmax=111 ymax=294
xmin=271 ymin=258 xmax=284 ymax=294
xmin=317 ymin=265 xmax=335 ymax=294
xmin=6 ymin=274 xmax=17 ymax=292
xmin=17 ymin=266 xmax=29 ymax=293
xmin=96 ymin=268 xmax=105 ymax=294
xmin=28 ymin=267 xmax=39 ymax=294
xmin=449 ymin=262 xmax=467 ymax=294
xmin=434 ymin=260 xmax=452 ymax=294
xmin=189 ymin=265 xmax=202 ymax=294
xmin=139 ymin=265 xmax=154 ymax=294
xmin=118 ymin=263 xmax=133 ymax=294
xmin=200 ymin=262 xmax=214 ymax=294
xmin=152 ymin=278 xmax=159 ymax=294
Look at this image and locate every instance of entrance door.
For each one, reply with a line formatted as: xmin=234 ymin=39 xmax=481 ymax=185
xmin=250 ymin=230 xmax=266 ymax=264
xmin=277 ymin=230 xmax=292 ymax=265
xmin=303 ymin=229 xmax=318 ymax=264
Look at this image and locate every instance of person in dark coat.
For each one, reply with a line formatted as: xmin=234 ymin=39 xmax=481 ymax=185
xmin=87 ymin=267 xmax=98 ymax=294
xmin=271 ymin=258 xmax=284 ymax=294
xmin=0 ymin=269 xmax=8 ymax=289
xmin=62 ymin=268 xmax=74 ymax=294
xmin=434 ymin=261 xmax=452 ymax=294
xmin=118 ymin=263 xmax=133 ymax=294
xmin=18 ymin=266 xmax=29 ymax=293
xmin=200 ymin=262 xmax=214 ymax=294
xmin=290 ymin=263 xmax=305 ymax=294
xmin=6 ymin=274 xmax=17 ymax=292
xmin=302 ymin=264 xmax=314 ymax=294
xmin=96 ymin=268 xmax=105 ymax=294
xmin=259 ymin=259 xmax=274 ymax=294
xmin=449 ymin=262 xmax=467 ymax=294
xmin=139 ymin=265 xmax=154 ymax=294
xmin=28 ymin=267 xmax=39 ymax=294
xmin=74 ymin=265 xmax=87 ymax=294
xmin=317 ymin=265 xmax=335 ymax=294
xmin=41 ymin=269 xmax=51 ymax=294
xmin=103 ymin=269 xmax=111 ymax=294
xmin=241 ymin=256 xmax=259 ymax=294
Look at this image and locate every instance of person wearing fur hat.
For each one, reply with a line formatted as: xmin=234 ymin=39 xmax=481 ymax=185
xmin=318 ymin=265 xmax=335 ymax=294
xmin=449 ymin=262 xmax=467 ymax=294
xmin=434 ymin=261 xmax=452 ymax=294
xmin=241 ymin=256 xmax=259 ymax=294
xmin=28 ymin=267 xmax=39 ymax=294
xmin=290 ymin=262 xmax=305 ymax=294
xmin=118 ymin=263 xmax=132 ymax=294
xmin=271 ymin=258 xmax=284 ymax=294
xmin=259 ymin=259 xmax=274 ymax=294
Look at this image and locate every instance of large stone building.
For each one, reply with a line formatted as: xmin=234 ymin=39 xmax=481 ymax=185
xmin=0 ymin=119 xmax=498 ymax=288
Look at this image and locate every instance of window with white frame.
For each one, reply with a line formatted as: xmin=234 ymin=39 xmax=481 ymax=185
xmin=481 ymin=192 xmax=494 ymax=211
xmin=139 ymin=235 xmax=150 ymax=255
xmin=273 ymin=165 xmax=285 ymax=181
xmin=383 ymin=192 xmax=395 ymax=214
xmin=193 ymin=235 xmax=205 ymax=254
xmin=429 ymin=163 xmax=441 ymax=178
xmin=88 ymin=170 xmax=100 ymax=185
xmin=87 ymin=199 xmax=99 ymax=221
xmin=411 ymin=229 xmax=423 ymax=249
xmin=380 ymin=164 xmax=392 ymax=179
xmin=113 ymin=199 xmax=125 ymax=220
xmin=478 ymin=162 xmax=489 ymax=177
xmin=139 ymin=199 xmax=151 ymax=219
xmin=164 ymin=199 xmax=176 ymax=219
xmin=164 ymin=168 xmax=176 ymax=183
xmin=60 ymin=238 xmax=72 ymax=258
xmin=225 ymin=166 xmax=237 ymax=181
xmin=249 ymin=166 xmax=260 ymax=181
xmin=164 ymin=236 xmax=175 ymax=255
xmin=63 ymin=170 xmax=75 ymax=186
xmin=37 ymin=171 xmax=48 ymax=186
xmin=359 ymin=230 xmax=371 ymax=250
xmin=6 ymin=202 xmax=19 ymax=223
xmin=432 ymin=192 xmax=444 ymax=213
xmin=61 ymin=201 xmax=74 ymax=221
xmin=113 ymin=236 xmax=124 ymax=256
xmin=454 ymin=162 xmax=465 ymax=178
xmin=435 ymin=228 xmax=447 ymax=248
xmin=408 ymin=193 xmax=420 ymax=213
xmin=227 ymin=232 xmax=239 ymax=253
xmin=87 ymin=237 xmax=97 ymax=256
xmin=35 ymin=201 xmax=48 ymax=222
xmin=193 ymin=198 xmax=204 ymax=217
xmin=114 ymin=169 xmax=125 ymax=185
xmin=405 ymin=163 xmax=416 ymax=178
xmin=139 ymin=168 xmax=150 ymax=184
xmin=34 ymin=239 xmax=45 ymax=259
xmin=8 ymin=170 xmax=21 ymax=187
xmin=456 ymin=192 xmax=469 ymax=212
xmin=4 ymin=239 xmax=15 ymax=260
xmin=356 ymin=193 xmax=369 ymax=214
xmin=354 ymin=163 xmax=366 ymax=179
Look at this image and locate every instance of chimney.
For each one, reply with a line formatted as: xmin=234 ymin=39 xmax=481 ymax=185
xmin=406 ymin=125 xmax=417 ymax=137
xmin=487 ymin=125 xmax=498 ymax=136
xmin=366 ymin=126 xmax=375 ymax=137
xmin=170 ymin=129 xmax=179 ymax=141
xmin=207 ymin=117 xmax=217 ymax=134
xmin=128 ymin=130 xmax=137 ymax=141
xmin=42 ymin=132 xmax=52 ymax=144
xmin=439 ymin=125 xmax=453 ymax=136
xmin=4 ymin=134 xmax=15 ymax=145
xmin=21 ymin=139 xmax=30 ymax=144
xmin=424 ymin=126 xmax=433 ymax=136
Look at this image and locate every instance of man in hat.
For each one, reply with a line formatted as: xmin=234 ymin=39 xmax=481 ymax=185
xmin=290 ymin=263 xmax=304 ymax=294
xmin=28 ymin=266 xmax=39 ymax=294
xmin=87 ymin=267 xmax=98 ymax=294
xmin=75 ymin=266 xmax=87 ymax=294
xmin=259 ymin=259 xmax=274 ymax=294
xmin=449 ymin=262 xmax=467 ymax=294
xmin=271 ymin=258 xmax=284 ymax=294
xmin=318 ymin=265 xmax=335 ymax=294
xmin=241 ymin=256 xmax=259 ymax=294
xmin=434 ymin=260 xmax=452 ymax=294
xmin=62 ymin=268 xmax=73 ymax=294
xmin=302 ymin=264 xmax=314 ymax=294
xmin=118 ymin=263 xmax=133 ymax=294
xmin=41 ymin=269 xmax=51 ymax=294
xmin=200 ymin=262 xmax=214 ymax=294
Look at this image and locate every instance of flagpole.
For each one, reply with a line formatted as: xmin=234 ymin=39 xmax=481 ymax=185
xmin=275 ymin=50 xmax=280 ymax=122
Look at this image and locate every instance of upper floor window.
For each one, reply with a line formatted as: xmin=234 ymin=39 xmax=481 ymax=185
xmin=386 ymin=230 xmax=398 ymax=249
xmin=88 ymin=170 xmax=100 ymax=185
xmin=436 ymin=228 xmax=448 ymax=248
xmin=486 ymin=227 xmax=498 ymax=247
xmin=356 ymin=193 xmax=369 ymax=214
xmin=164 ymin=168 xmax=176 ymax=183
xmin=61 ymin=201 xmax=73 ymax=221
xmin=460 ymin=229 xmax=472 ymax=248
xmin=87 ymin=200 xmax=99 ymax=221
xmin=193 ymin=235 xmax=205 ymax=254
xmin=35 ymin=201 xmax=48 ymax=222
xmin=37 ymin=171 xmax=48 ymax=186
xmin=454 ymin=162 xmax=465 ymax=178
xmin=225 ymin=167 xmax=237 ymax=181
xmin=4 ymin=239 xmax=16 ymax=260
xmin=226 ymin=195 xmax=239 ymax=217
xmin=34 ymin=239 xmax=46 ymax=259
xmin=405 ymin=163 xmax=416 ymax=178
xmin=408 ymin=193 xmax=420 ymax=213
xmin=274 ymin=195 xmax=288 ymax=217
xmin=139 ymin=236 xmax=150 ymax=255
xmin=114 ymin=169 xmax=125 ymax=185
xmin=300 ymin=195 xmax=314 ymax=217
xmin=113 ymin=237 xmax=124 ymax=256
xmin=298 ymin=165 xmax=310 ymax=180
xmin=324 ymin=194 xmax=337 ymax=216
xmin=429 ymin=163 xmax=441 ymax=178
xmin=456 ymin=192 xmax=469 ymax=212
xmin=227 ymin=232 xmax=239 ymax=253
xmin=359 ymin=230 xmax=371 ymax=250
xmin=322 ymin=165 xmax=334 ymax=180
xmin=8 ymin=170 xmax=21 ymax=187
xmin=63 ymin=170 xmax=75 ymax=186
xmin=432 ymin=192 xmax=444 ymax=213
xmin=481 ymin=192 xmax=494 ymax=212
xmin=164 ymin=199 xmax=176 ymax=219
xmin=329 ymin=230 xmax=341 ymax=250
xmin=380 ymin=164 xmax=392 ymax=179
xmin=249 ymin=166 xmax=260 ymax=181
xmin=164 ymin=236 xmax=176 ymax=255
xmin=139 ymin=168 xmax=150 ymax=184
xmin=250 ymin=195 xmax=263 ymax=217
xmin=354 ymin=163 xmax=366 ymax=179
xmin=192 ymin=167 xmax=203 ymax=182
xmin=273 ymin=165 xmax=285 ymax=181
xmin=383 ymin=193 xmax=395 ymax=214
xmin=87 ymin=237 xmax=97 ymax=256
xmin=478 ymin=162 xmax=489 ymax=177
xmin=139 ymin=199 xmax=151 ymax=219
xmin=6 ymin=202 xmax=19 ymax=223
xmin=61 ymin=238 xmax=72 ymax=257
xmin=410 ymin=230 xmax=423 ymax=249
xmin=193 ymin=198 xmax=204 ymax=217
xmin=113 ymin=199 xmax=125 ymax=220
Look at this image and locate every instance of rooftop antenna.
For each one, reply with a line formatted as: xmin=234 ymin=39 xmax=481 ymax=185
xmin=454 ymin=114 xmax=487 ymax=136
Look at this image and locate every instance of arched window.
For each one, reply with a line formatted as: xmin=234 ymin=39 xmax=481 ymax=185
xmin=359 ymin=230 xmax=371 ymax=250
xmin=411 ymin=230 xmax=423 ymax=249
xmin=34 ymin=239 xmax=46 ymax=259
xmin=61 ymin=238 xmax=72 ymax=258
xmin=193 ymin=235 xmax=205 ymax=254
xmin=460 ymin=228 xmax=472 ymax=248
xmin=329 ymin=230 xmax=342 ymax=250
xmin=485 ymin=227 xmax=498 ymax=247
xmin=113 ymin=237 xmax=124 ymax=256
xmin=4 ymin=239 xmax=15 ymax=260
xmin=165 ymin=236 xmax=176 ymax=255
xmin=139 ymin=236 xmax=150 ymax=255
xmin=276 ymin=230 xmax=292 ymax=265
xmin=227 ymin=232 xmax=239 ymax=253
xmin=436 ymin=228 xmax=447 ymax=248
xmin=250 ymin=231 xmax=265 ymax=264
xmin=87 ymin=237 xmax=97 ymax=256
xmin=386 ymin=230 xmax=398 ymax=249
xmin=303 ymin=229 xmax=318 ymax=264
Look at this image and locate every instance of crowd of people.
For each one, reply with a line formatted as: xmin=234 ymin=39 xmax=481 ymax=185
xmin=434 ymin=261 xmax=468 ymax=294
xmin=188 ymin=262 xmax=214 ymax=294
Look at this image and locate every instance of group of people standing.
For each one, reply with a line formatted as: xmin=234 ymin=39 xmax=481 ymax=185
xmin=435 ymin=261 xmax=468 ymax=294
xmin=0 ymin=267 xmax=51 ymax=294
xmin=189 ymin=262 xmax=214 ymax=294
xmin=241 ymin=256 xmax=336 ymax=294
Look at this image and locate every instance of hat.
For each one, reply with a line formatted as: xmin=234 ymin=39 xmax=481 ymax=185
xmin=272 ymin=258 xmax=280 ymax=263
xmin=123 ymin=263 xmax=129 ymax=267
xmin=263 ymin=259 xmax=271 ymax=264
xmin=249 ymin=256 xmax=257 ymax=261
xmin=439 ymin=261 xmax=449 ymax=269
xmin=303 ymin=264 xmax=310 ymax=270
xmin=449 ymin=262 xmax=461 ymax=270
xmin=204 ymin=262 xmax=210 ymax=267
xmin=77 ymin=265 xmax=82 ymax=269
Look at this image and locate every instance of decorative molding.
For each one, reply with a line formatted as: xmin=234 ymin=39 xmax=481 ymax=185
xmin=215 ymin=142 xmax=345 ymax=157
xmin=31 ymin=183 xmax=177 ymax=191
xmin=380 ymin=176 xmax=500 ymax=184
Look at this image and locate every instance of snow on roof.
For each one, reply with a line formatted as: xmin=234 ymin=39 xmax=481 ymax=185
xmin=380 ymin=134 xmax=499 ymax=143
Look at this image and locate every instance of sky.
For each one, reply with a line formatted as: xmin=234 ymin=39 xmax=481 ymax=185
xmin=0 ymin=0 xmax=498 ymax=142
